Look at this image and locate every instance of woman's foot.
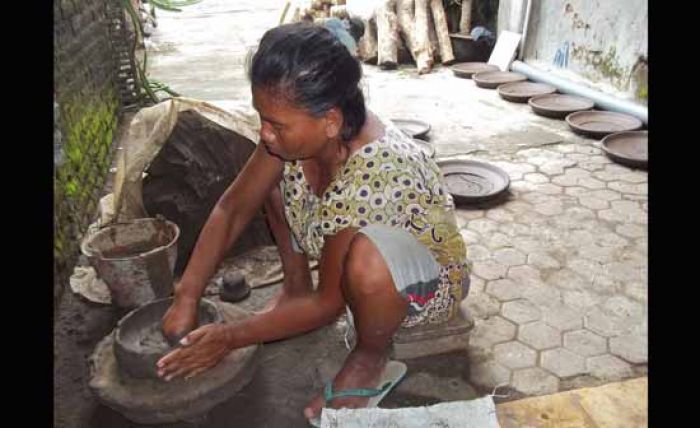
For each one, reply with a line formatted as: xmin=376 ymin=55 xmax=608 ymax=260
xmin=303 ymin=348 xmax=388 ymax=421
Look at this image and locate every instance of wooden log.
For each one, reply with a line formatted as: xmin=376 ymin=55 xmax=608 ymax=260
xmin=279 ymin=1 xmax=292 ymax=24
xmin=428 ymin=9 xmax=438 ymax=61
xmin=358 ymin=18 xmax=378 ymax=64
xmin=396 ymin=0 xmax=429 ymax=70
xmin=330 ymin=5 xmax=348 ymax=18
xmin=460 ymin=0 xmax=473 ymax=34
xmin=414 ymin=0 xmax=433 ymax=74
xmin=376 ymin=0 xmax=399 ymax=69
xmin=430 ymin=0 xmax=455 ymax=64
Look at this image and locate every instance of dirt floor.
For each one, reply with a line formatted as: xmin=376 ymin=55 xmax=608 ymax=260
xmin=54 ymin=278 xmax=488 ymax=427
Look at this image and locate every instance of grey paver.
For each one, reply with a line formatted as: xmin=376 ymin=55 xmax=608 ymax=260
xmin=511 ymin=237 xmax=546 ymax=253
xmin=524 ymin=173 xmax=549 ymax=184
xmin=615 ymin=223 xmax=646 ymax=239
xmin=588 ymin=189 xmax=622 ymax=201
xmin=607 ymin=181 xmax=648 ymax=195
xmin=586 ymin=355 xmax=634 ymax=380
xmin=502 ymin=300 xmax=541 ymax=324
xmin=459 ymin=229 xmax=481 ymax=245
xmin=578 ymin=196 xmax=610 ymax=210
xmin=603 ymin=261 xmax=646 ymax=283
xmin=578 ymin=244 xmax=619 ymax=264
xmin=521 ymin=285 xmax=562 ymax=308
xmin=508 ymin=265 xmax=544 ymax=287
xmin=610 ymin=334 xmax=648 ymax=364
xmin=461 ymin=291 xmax=500 ymax=319
xmin=578 ymin=177 xmax=606 ymax=190
xmin=541 ymin=348 xmax=586 ymax=377
xmin=486 ymin=278 xmax=524 ymax=302
xmin=562 ymin=290 xmax=604 ymax=312
xmin=543 ymin=305 xmax=583 ymax=331
xmin=511 ymin=368 xmax=560 ymax=395
xmin=563 ymin=329 xmax=607 ymax=357
xmin=467 ymin=244 xmax=491 ymax=262
xmin=534 ymin=201 xmax=564 ymax=216
xmin=518 ymin=321 xmax=562 ymax=350
xmin=503 ymin=201 xmax=534 ymax=214
xmin=468 ymin=360 xmax=512 ymax=389
xmin=486 ymin=232 xmax=515 ymax=250
xmin=469 ymin=218 xmax=499 ymax=234
xmin=472 ymin=261 xmax=508 ymax=280
xmin=624 ymin=281 xmax=647 ymax=303
xmin=527 ymin=252 xmax=561 ymax=270
xmin=584 ymin=307 xmax=635 ymax=338
xmin=486 ymin=208 xmax=515 ymax=223
xmin=493 ymin=248 xmax=526 ymax=267
xmin=532 ymin=183 xmax=564 ymax=195
xmin=546 ymin=269 xmax=589 ymax=291
xmin=494 ymin=341 xmax=537 ymax=370
xmin=602 ymin=296 xmax=645 ymax=321
xmin=469 ymin=316 xmax=517 ymax=350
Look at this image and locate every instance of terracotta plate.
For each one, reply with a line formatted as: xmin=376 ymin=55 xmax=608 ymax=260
xmin=498 ymin=81 xmax=557 ymax=103
xmin=437 ymin=159 xmax=510 ymax=204
xmin=528 ymin=94 xmax=595 ymax=119
xmin=451 ymin=62 xmax=499 ymax=79
xmin=601 ymin=131 xmax=648 ymax=169
xmin=566 ymin=111 xmax=643 ymax=139
xmin=473 ymin=71 xmax=527 ymax=89
xmin=391 ymin=118 xmax=431 ymax=139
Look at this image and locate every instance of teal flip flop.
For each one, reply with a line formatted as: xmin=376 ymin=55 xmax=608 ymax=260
xmin=308 ymin=360 xmax=407 ymax=427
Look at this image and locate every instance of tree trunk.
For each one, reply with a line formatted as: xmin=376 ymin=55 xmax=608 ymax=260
xmin=430 ymin=0 xmax=455 ymax=64
xmin=358 ymin=18 xmax=378 ymax=64
xmin=414 ymin=0 xmax=433 ymax=74
xmin=459 ymin=0 xmax=473 ymax=34
xmin=429 ymin=8 xmax=439 ymax=59
xmin=330 ymin=5 xmax=348 ymax=18
xmin=376 ymin=0 xmax=399 ymax=69
xmin=396 ymin=0 xmax=431 ymax=69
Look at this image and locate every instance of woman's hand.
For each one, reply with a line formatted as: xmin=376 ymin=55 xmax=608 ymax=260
xmin=161 ymin=294 xmax=199 ymax=345
xmin=156 ymin=323 xmax=235 ymax=381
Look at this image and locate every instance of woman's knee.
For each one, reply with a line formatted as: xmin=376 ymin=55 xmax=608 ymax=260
xmin=343 ymin=233 xmax=394 ymax=295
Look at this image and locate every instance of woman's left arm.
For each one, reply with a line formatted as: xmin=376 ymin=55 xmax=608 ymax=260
xmin=157 ymin=227 xmax=358 ymax=380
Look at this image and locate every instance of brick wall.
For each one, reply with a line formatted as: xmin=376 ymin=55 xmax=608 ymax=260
xmin=53 ymin=0 xmax=138 ymax=303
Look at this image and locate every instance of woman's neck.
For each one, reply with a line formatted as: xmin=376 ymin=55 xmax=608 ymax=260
xmin=309 ymin=110 xmax=384 ymax=176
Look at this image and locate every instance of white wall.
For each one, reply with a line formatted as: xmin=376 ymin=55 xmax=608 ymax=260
xmin=499 ymin=0 xmax=648 ymax=100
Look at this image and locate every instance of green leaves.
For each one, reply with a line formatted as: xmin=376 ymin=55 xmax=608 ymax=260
xmin=149 ymin=0 xmax=203 ymax=13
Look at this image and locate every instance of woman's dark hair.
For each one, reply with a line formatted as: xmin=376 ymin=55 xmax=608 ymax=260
xmin=248 ymin=23 xmax=366 ymax=142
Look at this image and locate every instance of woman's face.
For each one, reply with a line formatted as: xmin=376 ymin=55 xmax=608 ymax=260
xmin=252 ymin=86 xmax=334 ymax=161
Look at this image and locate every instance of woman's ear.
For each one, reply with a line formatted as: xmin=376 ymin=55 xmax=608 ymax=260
xmin=324 ymin=107 xmax=343 ymax=139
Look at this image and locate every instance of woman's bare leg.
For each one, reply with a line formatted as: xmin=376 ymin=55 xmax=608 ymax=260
xmin=304 ymin=233 xmax=408 ymax=419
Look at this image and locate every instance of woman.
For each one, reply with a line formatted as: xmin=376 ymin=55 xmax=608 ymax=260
xmin=157 ymin=22 xmax=469 ymax=423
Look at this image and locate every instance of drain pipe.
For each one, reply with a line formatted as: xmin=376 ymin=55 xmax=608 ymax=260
xmin=510 ymin=60 xmax=648 ymax=125
xmin=518 ymin=0 xmax=533 ymax=60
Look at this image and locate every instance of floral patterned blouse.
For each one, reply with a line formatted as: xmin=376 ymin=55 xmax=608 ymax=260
xmin=280 ymin=120 xmax=468 ymax=327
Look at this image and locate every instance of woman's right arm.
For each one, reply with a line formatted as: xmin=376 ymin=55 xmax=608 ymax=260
xmin=163 ymin=143 xmax=283 ymax=339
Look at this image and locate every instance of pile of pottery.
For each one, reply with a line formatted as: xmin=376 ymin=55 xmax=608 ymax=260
xmin=451 ymin=62 xmax=648 ymax=170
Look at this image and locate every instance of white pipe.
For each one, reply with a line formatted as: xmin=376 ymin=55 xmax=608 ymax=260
xmin=511 ymin=60 xmax=648 ymax=125
xmin=518 ymin=0 xmax=533 ymax=60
